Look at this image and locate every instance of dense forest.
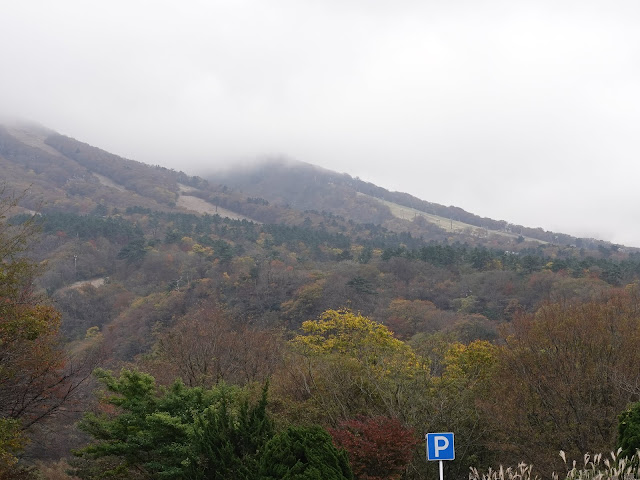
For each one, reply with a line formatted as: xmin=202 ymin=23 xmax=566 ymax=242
xmin=2 ymin=123 xmax=640 ymax=479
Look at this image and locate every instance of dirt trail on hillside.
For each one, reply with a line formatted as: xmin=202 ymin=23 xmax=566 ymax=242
xmin=59 ymin=277 xmax=106 ymax=293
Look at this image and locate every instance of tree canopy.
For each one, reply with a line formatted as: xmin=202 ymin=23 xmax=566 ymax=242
xmin=73 ymin=369 xmax=273 ymax=480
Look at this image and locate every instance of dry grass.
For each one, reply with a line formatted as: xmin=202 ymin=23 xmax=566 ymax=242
xmin=176 ymin=194 xmax=260 ymax=223
xmin=469 ymin=450 xmax=640 ymax=480
xmin=5 ymin=125 xmax=64 ymax=158
xmin=357 ymin=192 xmax=547 ymax=244
xmin=34 ymin=459 xmax=80 ymax=479
xmin=93 ymin=173 xmax=126 ymax=192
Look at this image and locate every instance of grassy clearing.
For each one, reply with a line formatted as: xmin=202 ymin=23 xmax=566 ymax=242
xmin=177 ymin=183 xmax=260 ymax=222
xmin=94 ymin=173 xmax=126 ymax=192
xmin=5 ymin=125 xmax=63 ymax=157
xmin=176 ymin=194 xmax=260 ymax=223
xmin=358 ymin=192 xmax=546 ymax=244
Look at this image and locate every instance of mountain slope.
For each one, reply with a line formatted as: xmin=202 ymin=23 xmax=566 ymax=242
xmin=1 ymin=121 xmax=619 ymax=252
xmin=0 ymin=122 xmax=257 ymax=222
xmin=210 ymin=158 xmax=610 ymax=250
xmin=3 ymin=123 xmax=639 ymax=480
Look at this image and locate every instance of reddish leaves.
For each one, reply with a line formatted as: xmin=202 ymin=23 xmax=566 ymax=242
xmin=330 ymin=415 xmax=418 ymax=480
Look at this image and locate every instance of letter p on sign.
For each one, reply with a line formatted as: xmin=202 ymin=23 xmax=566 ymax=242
xmin=426 ymin=433 xmax=455 ymax=461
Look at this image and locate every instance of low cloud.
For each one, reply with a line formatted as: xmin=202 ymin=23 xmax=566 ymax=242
xmin=2 ymin=0 xmax=639 ymax=245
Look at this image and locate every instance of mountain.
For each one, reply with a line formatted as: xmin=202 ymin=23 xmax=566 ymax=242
xmin=210 ymin=157 xmax=613 ymax=250
xmin=0 ymin=119 xmax=634 ymax=380
xmin=0 ymin=121 xmax=227 ymax=217
xmin=3 ymin=121 xmax=640 ymax=478
xmin=0 ymin=121 xmax=620 ymax=252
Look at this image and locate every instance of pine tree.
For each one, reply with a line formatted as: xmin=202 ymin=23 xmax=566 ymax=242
xmin=259 ymin=425 xmax=353 ymax=480
xmin=618 ymin=401 xmax=640 ymax=461
xmin=73 ymin=370 xmax=273 ymax=480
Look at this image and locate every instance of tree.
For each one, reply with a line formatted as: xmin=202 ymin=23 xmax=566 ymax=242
xmin=72 ymin=369 xmax=273 ymax=480
xmin=117 ymin=237 xmax=147 ymax=262
xmin=329 ymin=416 xmax=417 ymax=480
xmin=618 ymin=401 xmax=640 ymax=460
xmin=0 ymin=186 xmax=89 ymax=475
xmin=291 ymin=309 xmax=414 ymax=363
xmin=277 ymin=309 xmax=430 ymax=427
xmin=483 ymin=294 xmax=640 ymax=475
xmin=142 ymin=302 xmax=282 ymax=387
xmin=431 ymin=341 xmax=498 ymax=476
xmin=258 ymin=425 xmax=353 ymax=480
xmin=384 ymin=298 xmax=439 ymax=339
xmin=187 ymin=381 xmax=273 ymax=479
xmin=0 ymin=419 xmax=27 ymax=476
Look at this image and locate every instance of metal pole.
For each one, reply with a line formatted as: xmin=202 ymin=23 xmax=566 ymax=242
xmin=439 ymin=460 xmax=444 ymax=480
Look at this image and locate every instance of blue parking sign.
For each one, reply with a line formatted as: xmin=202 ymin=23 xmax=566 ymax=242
xmin=426 ymin=433 xmax=455 ymax=461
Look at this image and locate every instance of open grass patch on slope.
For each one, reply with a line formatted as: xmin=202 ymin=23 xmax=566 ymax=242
xmin=358 ymin=192 xmax=546 ymax=244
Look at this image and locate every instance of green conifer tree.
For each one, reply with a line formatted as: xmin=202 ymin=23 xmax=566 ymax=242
xmin=258 ymin=425 xmax=353 ymax=480
xmin=618 ymin=401 xmax=640 ymax=461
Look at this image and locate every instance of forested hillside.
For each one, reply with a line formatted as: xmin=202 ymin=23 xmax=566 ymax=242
xmin=2 ymin=122 xmax=640 ymax=479
xmin=213 ymin=158 xmax=595 ymax=247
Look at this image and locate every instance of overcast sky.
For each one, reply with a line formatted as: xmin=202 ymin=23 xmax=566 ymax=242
xmin=2 ymin=1 xmax=640 ymax=246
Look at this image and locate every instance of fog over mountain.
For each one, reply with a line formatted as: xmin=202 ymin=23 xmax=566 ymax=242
xmin=2 ymin=1 xmax=640 ymax=245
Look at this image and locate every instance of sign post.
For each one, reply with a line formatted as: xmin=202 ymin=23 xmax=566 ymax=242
xmin=426 ymin=432 xmax=455 ymax=480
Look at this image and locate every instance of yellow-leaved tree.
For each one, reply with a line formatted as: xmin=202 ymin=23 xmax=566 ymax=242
xmin=434 ymin=340 xmax=498 ymax=477
xmin=275 ymin=309 xmax=429 ymax=426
